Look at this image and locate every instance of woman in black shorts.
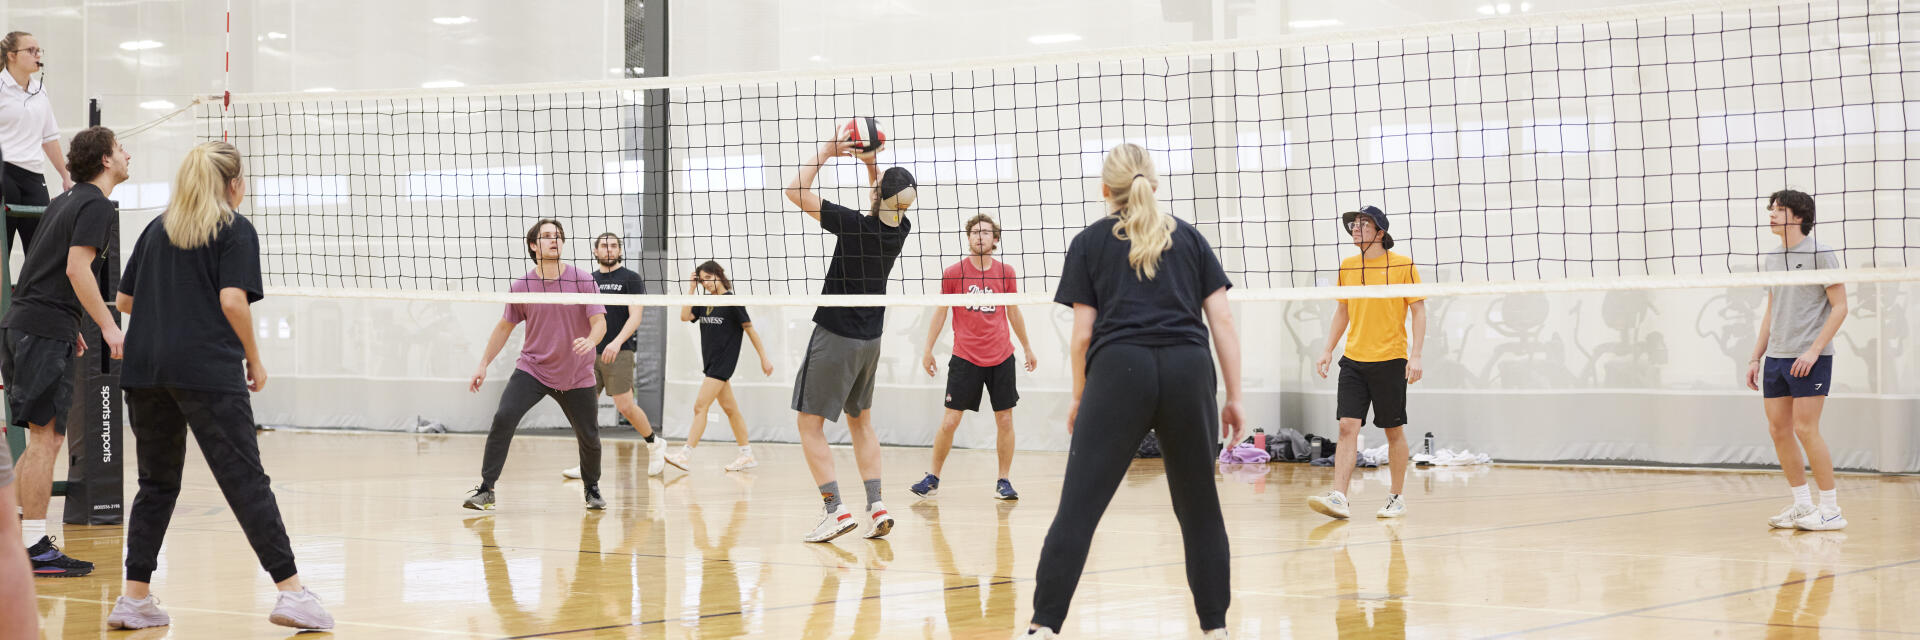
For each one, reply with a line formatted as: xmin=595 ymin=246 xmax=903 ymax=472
xmin=670 ymin=261 xmax=774 ymax=472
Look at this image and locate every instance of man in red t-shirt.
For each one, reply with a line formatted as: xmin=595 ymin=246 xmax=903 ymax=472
xmin=914 ymin=214 xmax=1037 ymax=501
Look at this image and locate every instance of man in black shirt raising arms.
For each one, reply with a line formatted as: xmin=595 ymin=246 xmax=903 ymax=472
xmin=784 ymin=138 xmax=915 ymax=543
xmin=0 ymin=126 xmax=128 ymax=577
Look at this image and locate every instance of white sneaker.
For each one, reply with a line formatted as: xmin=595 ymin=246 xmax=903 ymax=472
xmin=1307 ymin=492 xmax=1351 ymax=519
xmin=1376 ymin=495 xmax=1406 ymax=518
xmin=804 ymin=504 xmax=858 ymax=543
xmin=107 ymin=595 xmax=170 ymax=629
xmin=1794 ymin=505 xmax=1847 ymax=531
xmin=665 ymin=446 xmax=691 ymax=471
xmin=647 ymin=440 xmax=667 ymax=477
xmin=268 ymin=587 xmax=334 ymax=630
xmin=1014 ymin=627 xmax=1059 ymax=639
xmin=724 ymin=452 xmax=758 ymax=472
xmin=561 ymin=466 xmax=582 ymax=480
xmin=865 ymin=501 xmax=895 ymax=539
xmin=1769 ymin=503 xmax=1816 ymax=529
xmin=1203 ymin=630 xmax=1231 ymax=639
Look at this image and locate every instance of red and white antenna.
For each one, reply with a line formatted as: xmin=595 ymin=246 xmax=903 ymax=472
xmin=222 ymin=0 xmax=231 ymax=140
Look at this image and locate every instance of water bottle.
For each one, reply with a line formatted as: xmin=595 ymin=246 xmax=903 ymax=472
xmin=1423 ymin=431 xmax=1435 ymax=455
xmin=1253 ymin=428 xmax=1266 ymax=452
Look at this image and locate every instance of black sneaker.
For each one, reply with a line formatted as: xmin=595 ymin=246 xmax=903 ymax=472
xmin=28 ymin=536 xmax=94 ymax=577
xmin=463 ymin=486 xmax=496 ymax=511
xmin=584 ymin=484 xmax=607 ymax=510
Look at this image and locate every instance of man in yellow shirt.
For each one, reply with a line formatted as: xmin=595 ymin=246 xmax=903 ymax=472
xmin=1308 ymin=205 xmax=1427 ymax=519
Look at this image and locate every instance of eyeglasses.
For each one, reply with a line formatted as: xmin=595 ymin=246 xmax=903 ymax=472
xmin=1345 ymin=220 xmax=1376 ymax=232
xmin=12 ymin=48 xmax=42 ymax=56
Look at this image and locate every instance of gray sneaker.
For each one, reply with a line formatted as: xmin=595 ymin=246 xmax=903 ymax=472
xmin=268 ymin=587 xmax=334 ymax=630
xmin=106 ymin=595 xmax=171 ymax=629
xmin=463 ymin=487 xmax=496 ymax=511
xmin=584 ymin=484 xmax=607 ymax=510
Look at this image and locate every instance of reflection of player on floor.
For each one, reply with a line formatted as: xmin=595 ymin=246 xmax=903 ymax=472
xmin=1749 ymin=189 xmax=1848 ymax=531
xmin=108 ymin=141 xmax=332 ymax=630
xmin=913 ymin=213 xmax=1036 ymax=501
xmin=465 ymin=219 xmax=609 ymax=512
xmin=561 ymin=232 xmax=666 ymax=480
xmin=1308 ymin=206 xmax=1427 ymax=520
xmin=783 ymin=137 xmax=915 ymax=543
xmin=0 ymin=126 xmax=128 ymax=578
xmin=1025 ymin=143 xmax=1244 ymax=639
xmin=669 ymin=260 xmax=774 ymax=472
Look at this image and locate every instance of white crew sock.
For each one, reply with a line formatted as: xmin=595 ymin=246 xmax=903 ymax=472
xmin=22 ymin=519 xmax=47 ymax=547
xmin=1790 ymin=484 xmax=1812 ymax=508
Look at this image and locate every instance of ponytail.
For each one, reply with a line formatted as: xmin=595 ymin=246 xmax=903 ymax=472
xmin=1100 ymin=143 xmax=1174 ymax=280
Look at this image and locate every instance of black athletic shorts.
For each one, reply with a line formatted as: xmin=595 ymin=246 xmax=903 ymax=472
xmin=945 ymin=354 xmax=1019 ymax=413
xmin=1336 ymin=356 xmax=1407 ymax=429
xmin=0 ymin=328 xmax=75 ymax=433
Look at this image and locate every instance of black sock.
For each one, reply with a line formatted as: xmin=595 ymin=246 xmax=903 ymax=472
xmin=643 ymin=433 xmax=655 ymax=443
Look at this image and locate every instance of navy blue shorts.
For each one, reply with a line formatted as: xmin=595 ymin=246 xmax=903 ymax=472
xmin=1762 ymin=355 xmax=1832 ymax=399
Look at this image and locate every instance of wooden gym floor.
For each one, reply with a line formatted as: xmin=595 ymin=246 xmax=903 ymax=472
xmin=26 ymin=429 xmax=1920 ymax=638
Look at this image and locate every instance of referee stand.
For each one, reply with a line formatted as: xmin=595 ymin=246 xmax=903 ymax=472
xmin=2 ymin=98 xmax=125 ymax=525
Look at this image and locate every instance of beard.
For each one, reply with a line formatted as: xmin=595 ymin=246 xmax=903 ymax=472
xmin=596 ymin=255 xmax=622 ymax=267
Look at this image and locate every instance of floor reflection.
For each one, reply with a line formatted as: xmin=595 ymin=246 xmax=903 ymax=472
xmin=1766 ymin=531 xmax=1845 ymax=639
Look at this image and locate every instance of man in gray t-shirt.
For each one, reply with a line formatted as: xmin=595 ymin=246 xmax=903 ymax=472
xmin=1746 ymin=189 xmax=1848 ymax=532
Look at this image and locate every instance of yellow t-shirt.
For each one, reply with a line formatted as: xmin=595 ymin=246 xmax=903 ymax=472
xmin=1337 ymin=252 xmax=1424 ymax=362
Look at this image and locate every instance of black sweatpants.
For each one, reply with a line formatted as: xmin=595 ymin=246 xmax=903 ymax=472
xmin=3 ymin=161 xmax=48 ymax=251
xmin=1031 ymin=343 xmax=1230 ymax=632
xmin=124 ymin=386 xmax=297 ymax=584
xmin=480 ymin=369 xmax=601 ymax=488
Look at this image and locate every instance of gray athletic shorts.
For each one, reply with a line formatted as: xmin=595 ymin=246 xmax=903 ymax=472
xmin=791 ymin=325 xmax=883 ymax=423
xmin=0 ymin=431 xmax=12 ymax=488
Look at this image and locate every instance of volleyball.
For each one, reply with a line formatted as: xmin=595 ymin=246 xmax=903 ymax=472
xmin=840 ymin=116 xmax=885 ymax=159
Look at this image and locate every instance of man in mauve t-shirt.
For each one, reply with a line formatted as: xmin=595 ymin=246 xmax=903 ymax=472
xmin=912 ymin=213 xmax=1036 ymax=502
xmin=463 ymin=219 xmax=609 ymax=512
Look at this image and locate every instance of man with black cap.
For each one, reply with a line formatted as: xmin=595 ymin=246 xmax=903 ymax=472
xmin=1308 ymin=205 xmax=1427 ymax=520
xmin=783 ymin=137 xmax=916 ymax=543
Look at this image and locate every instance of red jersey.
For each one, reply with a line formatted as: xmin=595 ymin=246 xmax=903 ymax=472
xmin=942 ymin=258 xmax=1018 ymax=367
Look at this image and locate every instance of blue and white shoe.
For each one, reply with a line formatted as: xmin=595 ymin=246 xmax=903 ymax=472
xmin=1307 ymin=491 xmax=1351 ymax=519
xmin=995 ymin=478 xmax=1019 ymax=500
xmin=1794 ymin=505 xmax=1847 ymax=531
xmin=910 ymin=473 xmax=940 ymax=498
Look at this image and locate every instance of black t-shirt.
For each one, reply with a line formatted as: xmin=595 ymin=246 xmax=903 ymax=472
xmin=691 ymin=293 xmax=751 ymax=373
xmin=593 ymin=266 xmax=646 ymax=352
xmin=813 ymin=199 xmax=910 ymax=341
xmin=1054 ymin=215 xmax=1232 ymax=363
xmin=1 ymin=183 xmax=115 ymax=341
xmin=117 ymin=213 xmax=265 ymax=393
